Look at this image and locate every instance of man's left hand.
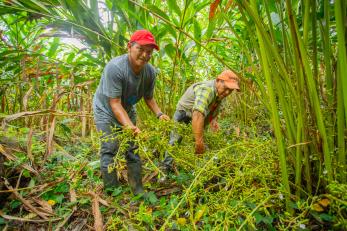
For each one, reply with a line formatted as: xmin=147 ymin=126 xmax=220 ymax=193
xmin=210 ymin=119 xmax=219 ymax=132
xmin=159 ymin=114 xmax=170 ymax=121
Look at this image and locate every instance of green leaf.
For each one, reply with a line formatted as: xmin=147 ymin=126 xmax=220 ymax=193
xmin=54 ymin=182 xmax=69 ymax=193
xmin=205 ymin=18 xmax=217 ymax=40
xmin=0 ymin=217 xmax=5 ymax=225
xmin=47 ymin=37 xmax=60 ymax=58
xmin=22 ymin=0 xmax=51 ymax=14
xmin=111 ymin=187 xmax=123 ymax=197
xmin=254 ymin=212 xmax=263 ymax=224
xmin=58 ymin=122 xmax=72 ymax=137
xmin=262 ymin=215 xmax=274 ymax=224
xmin=51 ymin=194 xmax=65 ymax=204
xmin=164 ymin=43 xmax=176 ymax=59
xmin=167 ymin=0 xmax=181 ymax=16
xmin=195 ymin=0 xmax=211 ymax=13
xmin=145 ymin=191 xmax=158 ymax=205
xmin=146 ymin=4 xmax=170 ymax=22
xmin=79 ymin=197 xmax=91 ymax=205
xmin=10 ymin=200 xmax=21 ymax=209
xmin=162 ymin=23 xmax=177 ymax=38
xmin=193 ymin=18 xmax=202 ymax=43
xmin=319 ymin=213 xmax=334 ymax=222
xmin=66 ymin=53 xmax=76 ymax=63
xmin=28 ymin=178 xmax=35 ymax=188
xmin=22 ymin=169 xmax=31 ymax=178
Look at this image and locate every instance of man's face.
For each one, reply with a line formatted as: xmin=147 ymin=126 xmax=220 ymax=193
xmin=216 ymin=80 xmax=233 ymax=99
xmin=128 ymin=43 xmax=154 ymax=71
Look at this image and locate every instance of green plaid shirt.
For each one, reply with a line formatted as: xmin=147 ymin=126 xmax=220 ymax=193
xmin=193 ymin=82 xmax=221 ymax=121
xmin=193 ymin=85 xmax=214 ymax=115
xmin=176 ymin=80 xmax=222 ymax=120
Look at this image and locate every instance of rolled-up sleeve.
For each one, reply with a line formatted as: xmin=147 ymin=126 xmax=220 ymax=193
xmin=193 ymin=86 xmax=214 ymax=116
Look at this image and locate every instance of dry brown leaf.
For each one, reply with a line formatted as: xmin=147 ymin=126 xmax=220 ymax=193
xmin=209 ymin=0 xmax=221 ymax=20
xmin=235 ymin=126 xmax=240 ymax=137
xmin=89 ymin=192 xmax=103 ymax=231
xmin=32 ymin=198 xmax=53 ymax=214
xmin=0 ymin=145 xmax=39 ymax=175
xmin=0 ymin=210 xmax=61 ymax=223
xmin=45 ymin=115 xmax=56 ymax=159
xmin=318 ymin=198 xmax=330 ymax=207
xmin=23 ymin=213 xmax=38 ymax=219
xmin=120 ymin=169 xmax=128 ymax=182
xmin=156 ymin=187 xmax=181 ymax=196
xmin=98 ymin=197 xmax=109 ymax=207
xmin=4 ymin=179 xmax=50 ymax=220
xmin=70 ymin=188 xmax=77 ymax=202
xmin=27 ymin=126 xmax=34 ymax=163
xmin=143 ymin=171 xmax=158 ymax=183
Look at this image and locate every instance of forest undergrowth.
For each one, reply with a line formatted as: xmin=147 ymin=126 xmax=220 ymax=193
xmin=1 ymin=114 xmax=346 ymax=230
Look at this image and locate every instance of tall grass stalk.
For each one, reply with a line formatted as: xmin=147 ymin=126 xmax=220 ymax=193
xmin=249 ymin=0 xmax=292 ymax=212
xmin=323 ymin=0 xmax=333 ymax=105
xmin=285 ymin=0 xmax=333 ymax=182
xmin=334 ymin=0 xmax=347 ymax=127
xmin=337 ymin=69 xmax=346 ymax=183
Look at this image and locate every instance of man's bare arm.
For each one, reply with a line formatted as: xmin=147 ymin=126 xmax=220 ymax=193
xmin=109 ymin=98 xmax=140 ymax=134
xmin=192 ymin=110 xmax=205 ymax=154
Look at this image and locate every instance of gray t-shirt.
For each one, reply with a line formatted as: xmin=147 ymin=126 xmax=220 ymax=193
xmin=93 ymin=54 xmax=156 ymax=124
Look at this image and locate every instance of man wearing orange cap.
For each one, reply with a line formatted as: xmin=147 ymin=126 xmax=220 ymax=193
xmin=161 ymin=70 xmax=240 ymax=173
xmin=93 ymin=30 xmax=169 ymax=195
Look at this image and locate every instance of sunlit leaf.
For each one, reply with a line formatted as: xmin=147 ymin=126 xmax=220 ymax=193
xmin=194 ymin=205 xmax=207 ymax=222
xmin=164 ymin=43 xmax=176 ymax=60
xmin=225 ymin=0 xmax=234 ymax=12
xmin=205 ymin=18 xmax=217 ymax=40
xmin=47 ymin=37 xmax=60 ymax=58
xmin=167 ymin=0 xmax=181 ymax=17
xmin=193 ymin=18 xmax=201 ymax=43
xmin=146 ymin=4 xmax=170 ymax=22
xmin=66 ymin=53 xmax=75 ymax=63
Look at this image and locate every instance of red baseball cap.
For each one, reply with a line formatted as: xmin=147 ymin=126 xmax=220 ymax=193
xmin=217 ymin=70 xmax=240 ymax=91
xmin=129 ymin=29 xmax=159 ymax=50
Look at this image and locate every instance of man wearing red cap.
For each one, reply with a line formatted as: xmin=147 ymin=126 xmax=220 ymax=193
xmin=93 ymin=30 xmax=169 ymax=195
xmin=161 ymin=70 xmax=240 ymax=173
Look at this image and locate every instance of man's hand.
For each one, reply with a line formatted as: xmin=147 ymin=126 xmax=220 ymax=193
xmin=195 ymin=141 xmax=205 ymax=155
xmin=210 ymin=119 xmax=219 ymax=132
xmin=130 ymin=126 xmax=141 ymax=136
xmin=158 ymin=114 xmax=170 ymax=121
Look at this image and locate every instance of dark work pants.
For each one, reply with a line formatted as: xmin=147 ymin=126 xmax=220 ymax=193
xmin=162 ymin=110 xmax=191 ymax=169
xmin=96 ymin=120 xmax=142 ymax=191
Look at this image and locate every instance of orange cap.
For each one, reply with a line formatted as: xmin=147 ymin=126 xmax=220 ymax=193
xmin=217 ymin=70 xmax=240 ymax=91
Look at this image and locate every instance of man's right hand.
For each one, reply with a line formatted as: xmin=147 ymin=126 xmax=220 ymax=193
xmin=195 ymin=141 xmax=205 ymax=155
